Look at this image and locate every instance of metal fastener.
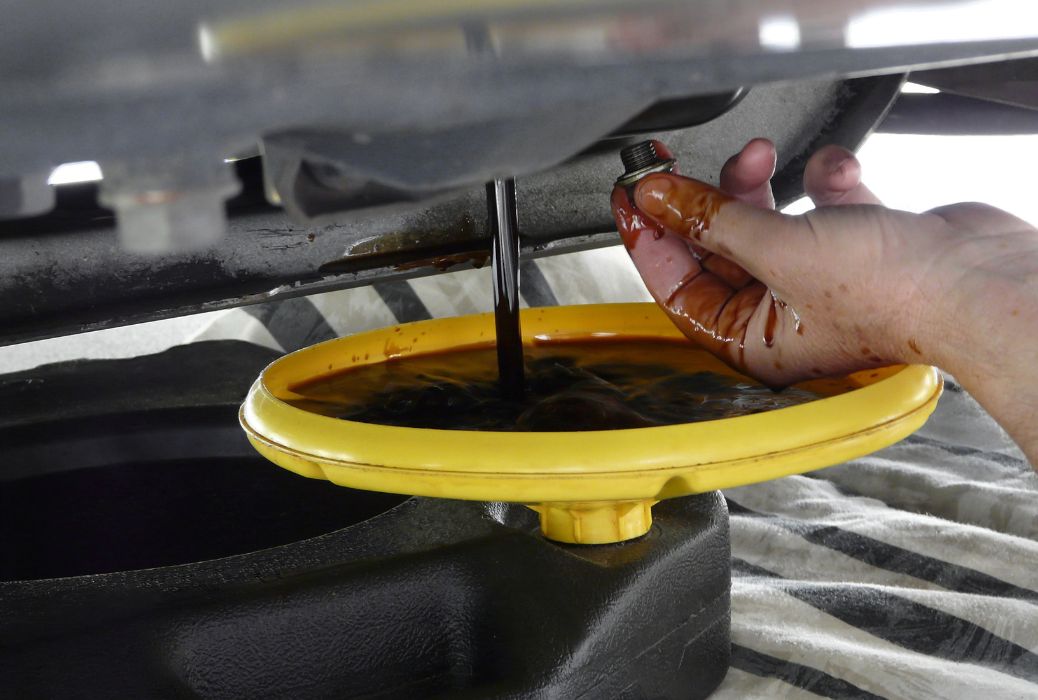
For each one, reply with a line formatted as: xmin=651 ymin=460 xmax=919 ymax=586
xmin=615 ymin=140 xmax=675 ymax=188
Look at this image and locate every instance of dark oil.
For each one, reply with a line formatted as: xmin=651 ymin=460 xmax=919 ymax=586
xmin=286 ymin=340 xmax=855 ymax=432
xmin=488 ymin=178 xmax=524 ymax=400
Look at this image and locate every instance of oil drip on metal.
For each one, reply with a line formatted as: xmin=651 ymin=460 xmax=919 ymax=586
xmin=288 ymin=340 xmax=854 ymax=432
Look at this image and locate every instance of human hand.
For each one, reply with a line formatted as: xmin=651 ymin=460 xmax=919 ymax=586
xmin=611 ymin=139 xmax=1035 ymax=387
xmin=611 ymin=138 xmax=1038 ymax=465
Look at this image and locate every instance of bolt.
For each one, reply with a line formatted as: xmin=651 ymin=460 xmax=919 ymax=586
xmin=616 ymin=140 xmax=675 ymax=188
xmin=100 ymin=158 xmax=240 ymax=254
xmin=0 ymin=173 xmax=55 ymax=220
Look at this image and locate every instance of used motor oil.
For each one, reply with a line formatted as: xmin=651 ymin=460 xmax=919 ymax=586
xmin=288 ymin=339 xmax=854 ymax=432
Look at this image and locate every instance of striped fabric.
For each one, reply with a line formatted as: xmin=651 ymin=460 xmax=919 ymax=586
xmin=191 ymin=246 xmax=1038 ymax=699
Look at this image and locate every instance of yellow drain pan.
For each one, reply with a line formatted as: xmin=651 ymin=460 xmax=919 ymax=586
xmin=241 ymin=303 xmax=942 ymax=544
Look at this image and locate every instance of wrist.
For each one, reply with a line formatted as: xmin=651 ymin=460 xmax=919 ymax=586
xmin=865 ymin=260 xmax=954 ymax=371
xmin=891 ymin=208 xmax=1038 ymax=374
xmin=926 ymin=263 xmax=1038 ymax=379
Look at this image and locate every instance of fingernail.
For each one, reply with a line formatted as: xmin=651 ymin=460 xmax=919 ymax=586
xmin=635 ymin=177 xmax=673 ymax=216
xmin=825 ymin=150 xmax=853 ymax=177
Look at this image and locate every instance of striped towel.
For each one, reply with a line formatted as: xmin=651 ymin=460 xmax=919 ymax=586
xmin=192 ymin=246 xmax=1038 ymax=699
xmin=721 ymin=381 xmax=1038 ymax=699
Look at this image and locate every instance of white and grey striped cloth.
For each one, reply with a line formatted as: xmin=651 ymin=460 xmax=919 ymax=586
xmin=192 ymin=246 xmax=1038 ymax=700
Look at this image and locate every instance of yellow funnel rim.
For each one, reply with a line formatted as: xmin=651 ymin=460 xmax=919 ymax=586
xmin=240 ymin=303 xmax=942 ymax=542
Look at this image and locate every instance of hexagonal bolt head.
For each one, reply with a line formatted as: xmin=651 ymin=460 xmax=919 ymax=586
xmin=0 ymin=174 xmax=55 ymax=219
xmin=100 ymin=161 xmax=241 ymax=254
xmin=112 ymin=191 xmax=233 ymax=254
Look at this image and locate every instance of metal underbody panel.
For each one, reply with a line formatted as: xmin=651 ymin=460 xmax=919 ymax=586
xmin=2 ymin=1 xmax=1038 ymax=344
xmin=0 ymin=76 xmax=902 ymax=344
xmin=4 ymin=0 xmax=1038 ymax=179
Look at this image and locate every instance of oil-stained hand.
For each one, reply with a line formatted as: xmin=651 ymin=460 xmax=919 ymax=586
xmin=611 ymin=139 xmax=1038 ymax=386
xmin=610 ymin=138 xmax=1038 ymax=466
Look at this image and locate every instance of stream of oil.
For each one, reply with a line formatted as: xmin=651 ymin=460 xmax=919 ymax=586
xmin=488 ymin=178 xmax=525 ymax=400
xmin=287 ymin=340 xmax=855 ymax=432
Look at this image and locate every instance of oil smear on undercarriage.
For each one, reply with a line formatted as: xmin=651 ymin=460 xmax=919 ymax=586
xmin=287 ymin=339 xmax=854 ymax=432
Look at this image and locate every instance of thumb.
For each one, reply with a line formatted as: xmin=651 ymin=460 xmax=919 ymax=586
xmin=633 ymin=172 xmax=804 ymax=282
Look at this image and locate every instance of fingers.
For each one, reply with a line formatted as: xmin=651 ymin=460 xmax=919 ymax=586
xmin=611 ymin=185 xmax=705 ymax=301
xmin=610 ymin=185 xmax=640 ymax=248
xmin=632 ymin=172 xmax=801 ymax=283
xmin=648 ymin=139 xmax=676 ymax=163
xmin=803 ymin=145 xmax=882 ymax=206
xmin=612 ymin=180 xmax=770 ymax=362
xmin=702 ymin=253 xmax=755 ymax=289
xmin=719 ymin=138 xmax=777 ymax=209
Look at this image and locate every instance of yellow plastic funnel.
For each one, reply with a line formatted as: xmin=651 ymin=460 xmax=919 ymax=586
xmin=240 ymin=303 xmax=942 ymax=544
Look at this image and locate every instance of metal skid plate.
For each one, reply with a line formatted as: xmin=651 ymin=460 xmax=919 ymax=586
xmin=4 ymin=1 xmax=1038 ymax=344
xmin=4 ymin=0 xmax=1038 ymax=179
xmin=0 ymin=76 xmax=902 ymax=345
